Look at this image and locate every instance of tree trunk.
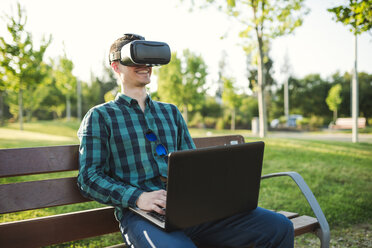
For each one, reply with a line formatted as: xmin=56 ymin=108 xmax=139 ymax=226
xmin=66 ymin=95 xmax=71 ymax=121
xmin=18 ymin=83 xmax=24 ymax=131
xmin=333 ymin=109 xmax=337 ymax=122
xmin=77 ymin=80 xmax=82 ymax=121
xmin=352 ymin=34 xmax=358 ymax=143
xmin=183 ymin=103 xmax=188 ymax=124
xmin=256 ymin=35 xmax=267 ymax=138
xmin=231 ymin=108 xmax=236 ymax=131
xmin=0 ymin=91 xmax=4 ymax=126
xmin=284 ymin=76 xmax=289 ymax=125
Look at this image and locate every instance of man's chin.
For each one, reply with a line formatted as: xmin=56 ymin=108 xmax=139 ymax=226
xmin=138 ymin=80 xmax=151 ymax=87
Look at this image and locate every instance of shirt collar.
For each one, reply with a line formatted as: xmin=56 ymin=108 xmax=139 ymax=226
xmin=115 ymin=93 xmax=154 ymax=108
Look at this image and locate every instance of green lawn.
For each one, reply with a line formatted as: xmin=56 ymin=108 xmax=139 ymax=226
xmin=1 ymin=121 xmax=371 ymax=247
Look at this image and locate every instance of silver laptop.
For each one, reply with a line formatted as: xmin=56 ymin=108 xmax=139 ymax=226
xmin=129 ymin=141 xmax=265 ymax=232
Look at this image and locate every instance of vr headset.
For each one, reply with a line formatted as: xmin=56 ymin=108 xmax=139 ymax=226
xmin=109 ymin=34 xmax=171 ymax=67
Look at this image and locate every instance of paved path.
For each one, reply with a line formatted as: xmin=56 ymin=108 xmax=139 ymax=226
xmin=249 ymin=131 xmax=372 ymax=143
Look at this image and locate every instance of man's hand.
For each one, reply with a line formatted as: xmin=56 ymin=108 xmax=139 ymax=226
xmin=136 ymin=190 xmax=167 ymax=215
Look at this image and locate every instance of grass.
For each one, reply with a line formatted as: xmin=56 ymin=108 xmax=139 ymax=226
xmin=4 ymin=119 xmax=81 ymax=138
xmin=1 ymin=120 xmax=371 ymax=247
xmin=0 ymin=120 xmax=79 ymax=148
xmin=339 ymin=126 xmax=372 ymax=134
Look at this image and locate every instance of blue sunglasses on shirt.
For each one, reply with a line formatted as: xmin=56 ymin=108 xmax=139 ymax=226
xmin=145 ymin=130 xmax=168 ymax=157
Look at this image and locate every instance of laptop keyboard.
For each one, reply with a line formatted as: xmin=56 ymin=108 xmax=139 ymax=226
xmin=147 ymin=210 xmax=166 ymax=223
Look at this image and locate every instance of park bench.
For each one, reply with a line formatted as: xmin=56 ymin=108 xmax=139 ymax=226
xmin=329 ymin=117 xmax=366 ymax=129
xmin=0 ymin=135 xmax=330 ymax=248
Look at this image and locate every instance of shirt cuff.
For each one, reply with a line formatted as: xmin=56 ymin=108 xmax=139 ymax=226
xmin=126 ymin=188 xmax=144 ymax=208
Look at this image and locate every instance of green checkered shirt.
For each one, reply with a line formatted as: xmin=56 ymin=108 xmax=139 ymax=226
xmin=77 ymin=93 xmax=195 ymax=219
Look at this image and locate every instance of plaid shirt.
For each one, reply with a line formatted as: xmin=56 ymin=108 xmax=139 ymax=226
xmin=77 ymin=93 xmax=195 ymax=219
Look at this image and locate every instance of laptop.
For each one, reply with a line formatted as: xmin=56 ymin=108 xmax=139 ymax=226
xmin=129 ymin=141 xmax=265 ymax=232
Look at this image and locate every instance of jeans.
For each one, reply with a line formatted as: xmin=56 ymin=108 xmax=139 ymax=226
xmin=119 ymin=207 xmax=294 ymax=248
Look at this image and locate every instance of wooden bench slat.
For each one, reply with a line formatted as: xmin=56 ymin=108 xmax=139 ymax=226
xmin=277 ymin=211 xmax=300 ymax=219
xmin=0 ymin=177 xmax=89 ymax=214
xmin=291 ymin=215 xmax=319 ymax=236
xmin=193 ymin=135 xmax=244 ymax=148
xmin=0 ymin=145 xmax=79 ymax=178
xmin=0 ymin=207 xmax=118 ymax=248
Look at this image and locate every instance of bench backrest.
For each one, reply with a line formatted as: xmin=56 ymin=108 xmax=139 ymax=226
xmin=0 ymin=135 xmax=244 ymax=248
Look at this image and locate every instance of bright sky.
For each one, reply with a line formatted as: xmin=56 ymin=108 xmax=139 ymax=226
xmin=1 ymin=0 xmax=371 ymax=94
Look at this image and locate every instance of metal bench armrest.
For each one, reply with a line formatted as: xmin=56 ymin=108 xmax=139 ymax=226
xmin=261 ymin=171 xmax=330 ymax=248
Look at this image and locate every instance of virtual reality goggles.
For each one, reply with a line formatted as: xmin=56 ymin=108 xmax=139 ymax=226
xmin=109 ymin=35 xmax=171 ymax=67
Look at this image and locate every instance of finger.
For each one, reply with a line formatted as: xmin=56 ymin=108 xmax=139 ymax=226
xmin=156 ymin=189 xmax=167 ymax=196
xmin=158 ymin=194 xmax=167 ymax=202
xmin=152 ymin=204 xmax=166 ymax=215
xmin=154 ymin=199 xmax=166 ymax=209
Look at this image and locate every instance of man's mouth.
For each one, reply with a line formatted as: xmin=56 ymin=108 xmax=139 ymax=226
xmin=136 ymin=70 xmax=149 ymax=74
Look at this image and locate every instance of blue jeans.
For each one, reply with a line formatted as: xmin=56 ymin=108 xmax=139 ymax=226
xmin=119 ymin=207 xmax=294 ymax=248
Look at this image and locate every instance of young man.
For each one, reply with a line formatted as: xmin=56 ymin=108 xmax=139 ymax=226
xmin=77 ymin=34 xmax=294 ymax=247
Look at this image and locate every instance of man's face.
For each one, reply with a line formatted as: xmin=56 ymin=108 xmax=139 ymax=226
xmin=118 ymin=63 xmax=152 ymax=87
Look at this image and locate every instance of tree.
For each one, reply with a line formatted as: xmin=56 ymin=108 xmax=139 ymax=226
xmin=328 ymin=0 xmax=372 ymax=142
xmin=157 ymin=50 xmax=207 ymax=123
xmin=0 ymin=3 xmax=51 ymax=129
xmin=222 ymin=76 xmax=242 ymax=130
xmin=199 ymin=96 xmax=223 ymax=128
xmin=238 ymin=95 xmax=259 ymax=129
xmin=216 ymin=50 xmax=228 ymax=104
xmin=22 ymin=62 xmax=53 ymax=121
xmin=358 ymin=73 xmax=372 ymax=126
xmin=185 ymin=0 xmax=308 ymax=137
xmin=274 ymin=74 xmax=332 ymax=120
xmin=247 ymin=52 xmax=276 ymax=125
xmin=54 ymin=53 xmax=77 ymax=121
xmin=326 ymin=84 xmax=342 ymax=122
xmin=0 ymin=68 xmax=6 ymax=126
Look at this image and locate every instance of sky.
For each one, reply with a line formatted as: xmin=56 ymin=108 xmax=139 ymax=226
xmin=1 ymin=0 xmax=371 ymax=94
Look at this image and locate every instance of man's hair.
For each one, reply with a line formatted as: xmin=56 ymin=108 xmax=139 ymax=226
xmin=109 ymin=34 xmax=144 ymax=65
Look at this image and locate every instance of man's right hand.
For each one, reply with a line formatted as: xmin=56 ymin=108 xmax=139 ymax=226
xmin=136 ymin=189 xmax=167 ymax=215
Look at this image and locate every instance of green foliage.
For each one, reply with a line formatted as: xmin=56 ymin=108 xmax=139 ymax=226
xmin=222 ymin=76 xmax=242 ymax=130
xmin=54 ymin=54 xmax=77 ymax=98
xmin=238 ymin=96 xmax=258 ymax=128
xmin=269 ymin=71 xmax=372 ymax=126
xmin=326 ymin=84 xmax=342 ymax=121
xmin=184 ymin=0 xmax=309 ymax=137
xmin=328 ymin=0 xmax=372 ymax=35
xmin=222 ymin=0 xmax=309 ymax=38
xmin=272 ymin=74 xmax=332 ymax=121
xmin=296 ymin=115 xmax=325 ymax=131
xmin=156 ymin=52 xmax=183 ymax=105
xmin=247 ymin=54 xmax=276 ymax=91
xmin=80 ymin=67 xmax=118 ymax=115
xmin=0 ymin=2 xmax=52 ymax=88
xmin=329 ymin=72 xmax=372 ymax=125
xmin=222 ymin=76 xmax=241 ymax=110
xmin=52 ymin=53 xmax=78 ymax=120
xmin=326 ymin=84 xmax=342 ymax=112
xmin=157 ymin=50 xmax=207 ymax=122
xmin=0 ymin=2 xmax=52 ymax=125
xmin=198 ymin=95 xmax=223 ymax=128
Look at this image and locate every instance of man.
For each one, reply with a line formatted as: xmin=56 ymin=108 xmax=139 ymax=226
xmin=77 ymin=33 xmax=294 ymax=247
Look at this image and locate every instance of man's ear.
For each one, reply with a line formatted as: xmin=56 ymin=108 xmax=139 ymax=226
xmin=111 ymin=61 xmax=119 ymax=73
